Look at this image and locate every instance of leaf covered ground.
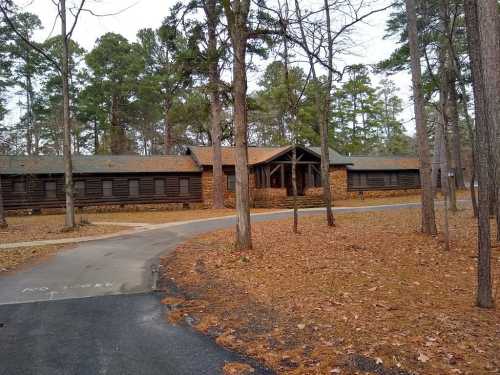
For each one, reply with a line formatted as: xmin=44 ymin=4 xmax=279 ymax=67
xmin=1 ymin=217 xmax=128 ymax=244
xmin=335 ymin=190 xmax=470 ymax=207
xmin=160 ymin=207 xmax=499 ymax=375
xmin=0 ymin=244 xmax=65 ymax=273
xmin=4 ymin=208 xmax=275 ymax=227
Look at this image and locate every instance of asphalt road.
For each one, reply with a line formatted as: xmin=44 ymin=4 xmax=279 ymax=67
xmin=0 ymin=293 xmax=274 ymax=375
xmin=0 ymin=202 xmax=430 ymax=375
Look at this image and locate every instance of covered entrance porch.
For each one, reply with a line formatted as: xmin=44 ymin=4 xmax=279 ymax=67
xmin=252 ymin=146 xmax=323 ymax=198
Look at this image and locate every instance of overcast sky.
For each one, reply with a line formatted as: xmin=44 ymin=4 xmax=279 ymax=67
xmin=9 ymin=0 xmax=414 ymax=134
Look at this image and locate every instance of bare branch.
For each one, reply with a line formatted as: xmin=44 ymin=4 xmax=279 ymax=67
xmin=0 ymin=4 xmax=61 ymax=70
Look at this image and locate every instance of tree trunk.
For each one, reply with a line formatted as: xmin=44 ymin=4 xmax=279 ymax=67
xmin=110 ymin=95 xmax=126 ymax=154
xmin=464 ymin=0 xmax=494 ymax=308
xmin=163 ymin=99 xmax=173 ymax=155
xmin=477 ymin=0 xmax=499 ymax=306
xmin=405 ymin=0 xmax=437 ymax=235
xmin=451 ymin=42 xmax=478 ymax=216
xmin=222 ymin=0 xmax=252 ymax=250
xmin=0 ymin=174 xmax=7 ymax=228
xmin=93 ymin=119 xmax=99 ymax=154
xmin=292 ymin=146 xmax=298 ymax=233
xmin=205 ymin=0 xmax=224 ymax=209
xmin=448 ymin=77 xmax=465 ymax=189
xmin=440 ymin=0 xmax=465 ymax=190
xmin=60 ymin=0 xmax=75 ymax=229
xmin=432 ymin=120 xmax=442 ymax=195
xmin=318 ymin=103 xmax=334 ymax=226
xmin=321 ymin=0 xmax=335 ymax=227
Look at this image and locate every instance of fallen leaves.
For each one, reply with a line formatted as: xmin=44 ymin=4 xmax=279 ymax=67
xmin=0 ymin=245 xmax=65 ymax=272
xmin=2 ymin=217 xmax=127 ymax=244
xmin=223 ymin=362 xmax=255 ymax=375
xmin=161 ymin=207 xmax=500 ymax=375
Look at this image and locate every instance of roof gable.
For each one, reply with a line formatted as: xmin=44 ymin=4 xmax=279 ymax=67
xmin=188 ymin=146 xmax=292 ymax=166
xmin=188 ymin=145 xmax=351 ymax=166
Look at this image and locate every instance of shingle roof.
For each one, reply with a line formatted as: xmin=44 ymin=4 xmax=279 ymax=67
xmin=308 ymin=147 xmax=353 ymax=165
xmin=347 ymin=156 xmax=420 ymax=171
xmin=188 ymin=145 xmax=353 ymax=166
xmin=0 ymin=155 xmax=201 ymax=175
xmin=188 ymin=146 xmax=291 ymax=166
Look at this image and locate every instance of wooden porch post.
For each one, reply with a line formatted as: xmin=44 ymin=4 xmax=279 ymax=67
xmin=308 ymin=164 xmax=313 ymax=188
xmin=280 ymin=164 xmax=285 ymax=188
xmin=265 ymin=165 xmax=271 ymax=188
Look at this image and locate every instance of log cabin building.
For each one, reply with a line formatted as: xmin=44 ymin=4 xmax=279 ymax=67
xmin=0 ymin=146 xmax=421 ymax=213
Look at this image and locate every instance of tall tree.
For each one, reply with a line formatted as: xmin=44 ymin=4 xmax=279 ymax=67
xmin=204 ymin=0 xmax=224 ymax=209
xmin=405 ymin=0 xmax=437 ymax=235
xmin=464 ymin=0 xmax=496 ymax=308
xmin=86 ymin=33 xmax=144 ymax=154
xmin=221 ymin=0 xmax=252 ymax=250
xmin=294 ymin=0 xmax=335 ymax=226
xmin=0 ymin=0 xmax=87 ymax=228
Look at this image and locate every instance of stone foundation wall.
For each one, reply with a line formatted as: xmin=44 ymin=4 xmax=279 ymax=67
xmin=303 ymin=187 xmax=322 ymax=197
xmin=253 ymin=188 xmax=287 ymax=201
xmin=347 ymin=188 xmax=421 ymax=199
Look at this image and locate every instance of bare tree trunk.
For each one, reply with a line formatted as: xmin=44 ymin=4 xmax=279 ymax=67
xmin=405 ymin=0 xmax=437 ymax=235
xmin=448 ymin=78 xmax=465 ymax=189
xmin=438 ymin=0 xmax=457 ymax=213
xmin=60 ymin=0 xmax=75 ymax=229
xmin=110 ymin=95 xmax=126 ymax=154
xmin=163 ymin=99 xmax=173 ymax=155
xmin=451 ymin=44 xmax=478 ymax=216
xmin=432 ymin=120 xmax=442 ymax=195
xmin=464 ymin=0 xmax=494 ymax=308
xmin=477 ymin=0 xmax=498 ymax=306
xmin=292 ymin=146 xmax=298 ymax=233
xmin=222 ymin=0 xmax=252 ymax=250
xmin=0 ymin=174 xmax=7 ymax=228
xmin=321 ymin=0 xmax=335 ymax=227
xmin=440 ymin=0 xmax=465 ymax=189
xmin=93 ymin=119 xmax=99 ymax=154
xmin=205 ymin=0 xmax=224 ymax=209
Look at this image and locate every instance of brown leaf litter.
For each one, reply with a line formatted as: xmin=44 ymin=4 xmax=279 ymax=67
xmin=160 ymin=208 xmax=499 ymax=375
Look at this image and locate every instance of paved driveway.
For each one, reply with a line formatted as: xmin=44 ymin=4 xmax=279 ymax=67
xmin=0 ymin=293 xmax=274 ymax=375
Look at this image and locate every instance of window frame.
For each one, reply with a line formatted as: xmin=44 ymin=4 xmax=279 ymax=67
xmin=179 ymin=177 xmax=190 ymax=196
xmin=44 ymin=181 xmax=57 ymax=200
xmin=12 ymin=180 xmax=27 ymax=194
xmin=102 ymin=180 xmax=113 ymax=198
xmin=226 ymin=174 xmax=236 ymax=193
xmin=74 ymin=180 xmax=86 ymax=198
xmin=128 ymin=179 xmax=140 ymax=197
xmin=154 ymin=178 xmax=165 ymax=196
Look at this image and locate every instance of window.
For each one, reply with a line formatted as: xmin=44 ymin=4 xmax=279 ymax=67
xmin=227 ymin=174 xmax=236 ymax=192
xmin=13 ymin=181 xmax=26 ymax=193
xmin=154 ymin=179 xmax=165 ymax=195
xmin=366 ymin=173 xmax=385 ymax=188
xmin=129 ymin=180 xmax=140 ymax=197
xmin=45 ymin=181 xmax=57 ymax=199
xmin=75 ymin=181 xmax=86 ymax=197
xmin=102 ymin=180 xmax=113 ymax=197
xmin=179 ymin=177 xmax=190 ymax=195
xmin=390 ymin=173 xmax=398 ymax=186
